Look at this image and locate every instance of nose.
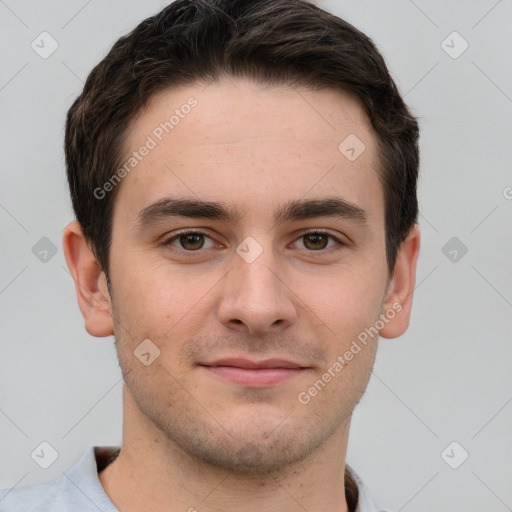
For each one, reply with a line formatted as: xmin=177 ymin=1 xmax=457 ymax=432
xmin=217 ymin=244 xmax=298 ymax=336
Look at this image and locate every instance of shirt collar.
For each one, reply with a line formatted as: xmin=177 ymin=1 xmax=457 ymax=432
xmin=61 ymin=446 xmax=383 ymax=512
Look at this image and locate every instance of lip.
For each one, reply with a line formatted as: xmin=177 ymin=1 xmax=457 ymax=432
xmin=204 ymin=358 xmax=305 ymax=369
xmin=199 ymin=358 xmax=308 ymax=388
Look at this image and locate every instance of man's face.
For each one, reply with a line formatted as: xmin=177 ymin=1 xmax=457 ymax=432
xmin=107 ymin=78 xmax=391 ymax=473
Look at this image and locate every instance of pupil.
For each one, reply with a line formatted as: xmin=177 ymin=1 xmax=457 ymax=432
xmin=306 ymin=234 xmax=327 ymax=250
xmin=182 ymin=234 xmax=203 ymax=249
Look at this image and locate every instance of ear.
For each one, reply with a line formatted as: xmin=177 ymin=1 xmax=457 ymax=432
xmin=379 ymin=225 xmax=420 ymax=339
xmin=62 ymin=220 xmax=114 ymax=338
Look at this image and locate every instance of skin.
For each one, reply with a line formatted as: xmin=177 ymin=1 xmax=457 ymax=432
xmin=63 ymin=77 xmax=420 ymax=512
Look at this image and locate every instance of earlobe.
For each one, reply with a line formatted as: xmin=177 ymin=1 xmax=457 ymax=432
xmin=62 ymin=220 xmax=114 ymax=338
xmin=379 ymin=225 xmax=421 ymax=339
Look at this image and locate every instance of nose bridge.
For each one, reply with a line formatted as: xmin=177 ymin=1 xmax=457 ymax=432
xmin=217 ymin=235 xmax=297 ymax=334
xmin=236 ymin=246 xmax=279 ymax=301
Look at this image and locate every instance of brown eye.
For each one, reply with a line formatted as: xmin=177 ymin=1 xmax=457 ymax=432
xmin=178 ymin=233 xmax=205 ymax=250
xmin=163 ymin=231 xmax=215 ymax=251
xmin=302 ymin=233 xmax=329 ymax=250
xmin=292 ymin=231 xmax=344 ymax=252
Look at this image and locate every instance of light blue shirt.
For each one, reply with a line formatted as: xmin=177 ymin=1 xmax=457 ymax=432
xmin=0 ymin=446 xmax=389 ymax=511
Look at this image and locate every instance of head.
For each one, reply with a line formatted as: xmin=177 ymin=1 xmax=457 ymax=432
xmin=63 ymin=0 xmax=420 ymax=474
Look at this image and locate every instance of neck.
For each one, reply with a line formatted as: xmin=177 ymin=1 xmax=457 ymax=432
xmin=99 ymin=386 xmax=355 ymax=512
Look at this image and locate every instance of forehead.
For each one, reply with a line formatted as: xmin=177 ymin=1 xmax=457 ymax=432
xmin=114 ymin=78 xmax=383 ymax=227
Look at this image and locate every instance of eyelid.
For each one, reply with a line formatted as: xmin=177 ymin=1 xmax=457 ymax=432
xmin=161 ymin=228 xmax=217 ymax=248
xmin=161 ymin=228 xmax=347 ymax=253
xmin=293 ymin=228 xmax=346 ymax=242
xmin=290 ymin=229 xmax=346 ymax=250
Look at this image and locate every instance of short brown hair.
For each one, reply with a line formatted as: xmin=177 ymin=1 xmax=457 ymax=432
xmin=65 ymin=0 xmax=419 ymax=277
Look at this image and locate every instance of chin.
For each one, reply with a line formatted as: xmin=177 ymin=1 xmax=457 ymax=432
xmin=167 ymin=411 xmax=332 ymax=475
xmin=185 ymin=431 xmax=320 ymax=475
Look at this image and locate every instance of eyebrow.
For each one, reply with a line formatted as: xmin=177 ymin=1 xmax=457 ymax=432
xmin=134 ymin=196 xmax=368 ymax=228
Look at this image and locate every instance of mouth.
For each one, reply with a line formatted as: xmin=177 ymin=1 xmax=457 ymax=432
xmin=199 ymin=358 xmax=309 ymax=388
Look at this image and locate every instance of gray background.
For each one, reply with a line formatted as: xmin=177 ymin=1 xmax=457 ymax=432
xmin=1 ymin=1 xmax=511 ymax=511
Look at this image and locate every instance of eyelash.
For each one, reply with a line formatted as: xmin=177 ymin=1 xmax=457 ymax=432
xmin=161 ymin=229 xmax=345 ymax=254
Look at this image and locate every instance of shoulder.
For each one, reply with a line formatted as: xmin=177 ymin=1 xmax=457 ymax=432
xmin=0 ymin=475 xmax=66 ymax=512
xmin=346 ymin=464 xmax=393 ymax=512
xmin=0 ymin=446 xmax=120 ymax=512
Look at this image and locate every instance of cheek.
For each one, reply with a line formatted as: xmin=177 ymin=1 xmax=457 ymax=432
xmin=110 ymin=257 xmax=216 ymax=345
xmin=296 ymin=264 xmax=386 ymax=332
